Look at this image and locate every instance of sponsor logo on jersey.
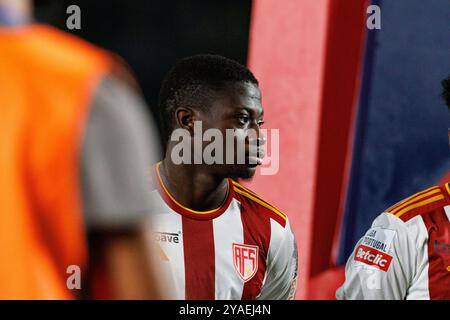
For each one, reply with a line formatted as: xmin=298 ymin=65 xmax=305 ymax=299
xmin=154 ymin=231 xmax=180 ymax=244
xmin=434 ymin=240 xmax=450 ymax=253
xmin=232 ymin=243 xmax=259 ymax=282
xmin=354 ymin=245 xmax=393 ymax=272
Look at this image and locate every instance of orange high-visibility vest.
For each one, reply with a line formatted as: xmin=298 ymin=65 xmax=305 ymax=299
xmin=0 ymin=24 xmax=112 ymax=299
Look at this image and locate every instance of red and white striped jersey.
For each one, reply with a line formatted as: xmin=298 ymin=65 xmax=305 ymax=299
xmin=147 ymin=164 xmax=298 ymax=300
xmin=337 ymin=183 xmax=450 ymax=300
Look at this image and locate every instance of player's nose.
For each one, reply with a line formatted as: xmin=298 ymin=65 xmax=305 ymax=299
xmin=248 ymin=122 xmax=266 ymax=147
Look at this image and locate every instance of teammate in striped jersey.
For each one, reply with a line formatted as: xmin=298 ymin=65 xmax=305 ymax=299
xmin=337 ymin=76 xmax=450 ymax=300
xmin=148 ymin=54 xmax=298 ymax=300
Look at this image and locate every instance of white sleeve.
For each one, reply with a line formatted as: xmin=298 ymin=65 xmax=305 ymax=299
xmin=257 ymin=218 xmax=298 ymax=300
xmin=336 ymin=212 xmax=421 ymax=300
xmin=81 ymin=75 xmax=161 ymax=229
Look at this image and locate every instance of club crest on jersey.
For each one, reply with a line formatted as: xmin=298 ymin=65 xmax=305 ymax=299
xmin=232 ymin=243 xmax=259 ymax=282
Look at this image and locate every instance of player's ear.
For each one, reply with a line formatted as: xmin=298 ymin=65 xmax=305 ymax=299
xmin=175 ymin=107 xmax=196 ymax=133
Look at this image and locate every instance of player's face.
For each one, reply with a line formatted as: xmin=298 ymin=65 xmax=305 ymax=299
xmin=198 ymin=81 xmax=266 ymax=179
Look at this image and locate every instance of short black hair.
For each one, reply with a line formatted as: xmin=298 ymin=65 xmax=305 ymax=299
xmin=442 ymin=76 xmax=450 ymax=109
xmin=158 ymin=54 xmax=259 ymax=142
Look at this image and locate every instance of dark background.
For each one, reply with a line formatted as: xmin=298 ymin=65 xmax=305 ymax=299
xmin=34 ymin=0 xmax=252 ymax=129
xmin=338 ymin=0 xmax=450 ymax=262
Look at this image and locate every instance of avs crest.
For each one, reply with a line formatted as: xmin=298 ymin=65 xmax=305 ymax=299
xmin=232 ymin=243 xmax=259 ymax=282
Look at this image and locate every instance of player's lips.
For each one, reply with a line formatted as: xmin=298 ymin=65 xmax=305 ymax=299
xmin=246 ymin=147 xmax=265 ymax=166
xmin=257 ymin=148 xmax=265 ymax=161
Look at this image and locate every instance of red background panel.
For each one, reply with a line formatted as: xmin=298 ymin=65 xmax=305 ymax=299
xmin=247 ymin=0 xmax=367 ymax=299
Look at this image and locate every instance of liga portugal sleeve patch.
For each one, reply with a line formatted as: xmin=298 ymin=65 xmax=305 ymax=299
xmin=352 ymin=226 xmax=396 ymax=272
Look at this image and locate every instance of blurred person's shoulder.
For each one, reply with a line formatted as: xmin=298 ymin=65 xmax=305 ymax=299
xmin=22 ymin=24 xmax=112 ymax=71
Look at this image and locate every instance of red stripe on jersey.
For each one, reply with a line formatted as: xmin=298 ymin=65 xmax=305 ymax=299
xmin=182 ymin=217 xmax=215 ymax=299
xmin=263 ymin=207 xmax=287 ymax=227
xmin=232 ymin=183 xmax=286 ymax=218
xmin=394 ymin=184 xmax=450 ymax=222
xmin=238 ymin=194 xmax=271 ymax=299
xmin=397 ymin=195 xmax=447 ymax=222
xmin=232 ymin=185 xmax=286 ymax=227
xmin=421 ymin=208 xmax=450 ymax=300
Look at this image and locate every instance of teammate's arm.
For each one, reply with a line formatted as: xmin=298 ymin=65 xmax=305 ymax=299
xmin=81 ymin=73 xmax=162 ymax=299
xmin=336 ymin=213 xmax=421 ymax=300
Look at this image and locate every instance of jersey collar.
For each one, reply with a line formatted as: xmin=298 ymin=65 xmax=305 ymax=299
xmin=154 ymin=162 xmax=234 ymax=220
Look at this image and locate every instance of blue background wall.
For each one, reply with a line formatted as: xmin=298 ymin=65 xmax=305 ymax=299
xmin=338 ymin=0 xmax=450 ymax=264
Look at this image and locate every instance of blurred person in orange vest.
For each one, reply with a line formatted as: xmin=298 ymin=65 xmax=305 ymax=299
xmin=0 ymin=0 xmax=163 ymax=299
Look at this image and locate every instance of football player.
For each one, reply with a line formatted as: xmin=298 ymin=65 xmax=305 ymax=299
xmin=337 ymin=76 xmax=450 ymax=300
xmin=148 ymin=54 xmax=298 ymax=300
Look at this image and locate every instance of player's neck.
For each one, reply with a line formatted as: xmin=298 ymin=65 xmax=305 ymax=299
xmin=159 ymin=158 xmax=229 ymax=212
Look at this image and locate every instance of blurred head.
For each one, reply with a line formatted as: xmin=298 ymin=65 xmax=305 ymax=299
xmin=158 ymin=54 xmax=265 ymax=179
xmin=0 ymin=0 xmax=31 ymax=22
xmin=442 ymin=76 xmax=450 ymax=147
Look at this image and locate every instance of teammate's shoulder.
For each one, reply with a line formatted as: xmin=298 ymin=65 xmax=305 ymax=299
xmin=385 ymin=183 xmax=450 ymax=223
xmin=231 ymin=180 xmax=287 ymax=228
xmin=27 ymin=25 xmax=111 ymax=74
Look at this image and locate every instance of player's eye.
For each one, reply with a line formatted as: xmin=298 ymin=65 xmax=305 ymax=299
xmin=258 ymin=120 xmax=265 ymax=127
xmin=236 ymin=115 xmax=249 ymax=125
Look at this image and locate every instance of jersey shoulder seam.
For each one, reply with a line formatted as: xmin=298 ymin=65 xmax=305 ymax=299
xmin=231 ymin=180 xmax=287 ymax=227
